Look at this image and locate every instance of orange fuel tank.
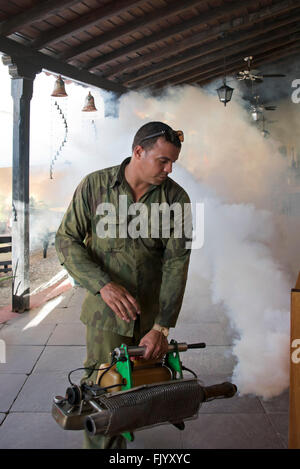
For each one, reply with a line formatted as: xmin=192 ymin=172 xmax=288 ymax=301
xmin=96 ymin=359 xmax=172 ymax=392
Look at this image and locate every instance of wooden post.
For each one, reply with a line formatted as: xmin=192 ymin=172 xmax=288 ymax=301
xmin=1 ymin=56 xmax=41 ymax=312
xmin=289 ymin=272 xmax=300 ymax=448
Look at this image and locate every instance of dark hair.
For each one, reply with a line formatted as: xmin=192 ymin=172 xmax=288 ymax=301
xmin=132 ymin=121 xmax=182 ymax=152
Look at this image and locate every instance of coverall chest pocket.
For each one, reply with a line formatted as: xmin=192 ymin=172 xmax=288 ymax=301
xmin=96 ymin=218 xmax=126 ymax=252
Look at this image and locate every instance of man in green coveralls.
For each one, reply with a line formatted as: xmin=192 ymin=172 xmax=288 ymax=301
xmin=55 ymin=121 xmax=192 ymax=449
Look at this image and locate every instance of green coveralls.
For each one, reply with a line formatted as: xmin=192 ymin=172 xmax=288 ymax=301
xmin=55 ymin=157 xmax=192 ymax=448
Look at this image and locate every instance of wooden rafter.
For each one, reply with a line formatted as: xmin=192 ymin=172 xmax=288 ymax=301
xmin=127 ymin=25 xmax=300 ymax=89
xmin=158 ymin=56 xmax=244 ymax=88
xmin=139 ymin=34 xmax=300 ymax=90
xmin=32 ymin=0 xmax=147 ymax=50
xmin=156 ymin=41 xmax=300 ymax=88
xmin=83 ymin=14 xmax=205 ymax=72
xmin=58 ymin=0 xmax=209 ymax=61
xmin=0 ymin=0 xmax=79 ymax=36
xmin=103 ymin=2 xmax=300 ymax=78
xmin=0 ymin=36 xmax=127 ymax=94
xmin=0 ymin=0 xmax=298 ymax=93
xmin=85 ymin=0 xmax=262 ymax=71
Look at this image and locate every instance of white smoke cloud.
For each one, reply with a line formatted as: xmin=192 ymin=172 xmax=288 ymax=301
xmin=172 ymin=164 xmax=291 ymax=398
xmin=92 ymin=85 xmax=294 ymax=399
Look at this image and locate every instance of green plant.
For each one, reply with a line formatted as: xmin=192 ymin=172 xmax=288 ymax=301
xmin=0 ymin=275 xmax=13 ymax=283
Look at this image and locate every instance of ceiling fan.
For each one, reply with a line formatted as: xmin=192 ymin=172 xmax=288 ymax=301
xmin=236 ymin=56 xmax=286 ymax=83
xmin=247 ymin=95 xmax=277 ymax=121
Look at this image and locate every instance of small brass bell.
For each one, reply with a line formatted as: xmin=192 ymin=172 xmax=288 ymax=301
xmin=51 ymin=75 xmax=68 ymax=97
xmin=82 ymin=91 xmax=97 ymax=112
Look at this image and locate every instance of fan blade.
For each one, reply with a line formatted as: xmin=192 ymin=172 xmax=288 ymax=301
xmin=261 ymin=74 xmax=286 ymax=77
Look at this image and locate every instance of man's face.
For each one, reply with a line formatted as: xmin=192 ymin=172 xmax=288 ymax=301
xmin=135 ymin=137 xmax=180 ymax=185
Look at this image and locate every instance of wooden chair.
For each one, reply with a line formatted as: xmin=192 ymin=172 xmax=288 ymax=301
xmin=0 ymin=235 xmax=12 ymax=273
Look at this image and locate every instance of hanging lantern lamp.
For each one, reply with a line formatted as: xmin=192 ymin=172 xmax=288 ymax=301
xmin=217 ymin=79 xmax=234 ymax=106
xmin=51 ymin=75 xmax=68 ymax=97
xmin=82 ymin=91 xmax=97 ymax=112
xmin=216 ymin=54 xmax=234 ymax=106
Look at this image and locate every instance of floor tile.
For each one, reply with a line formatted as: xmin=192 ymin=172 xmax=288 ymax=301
xmin=11 ymin=372 xmax=70 ymax=412
xmin=259 ymin=389 xmax=289 ymax=413
xmin=47 ymin=323 xmax=86 ymax=346
xmin=268 ymin=413 xmax=289 ymax=448
xmin=0 ymin=374 xmax=27 ymax=412
xmin=58 ymin=286 xmax=86 ymax=310
xmin=2 ymin=296 xmax=68 ymax=329
xmin=40 ymin=306 xmax=82 ymax=324
xmin=32 ymin=346 xmax=86 ymax=373
xmin=0 ymin=323 xmax=56 ymax=345
xmin=0 ymin=346 xmax=44 ymax=373
xmin=0 ymin=278 xmax=291 ymax=450
xmin=181 ymin=413 xmax=285 ymax=449
xmin=0 ymin=412 xmax=84 ymax=449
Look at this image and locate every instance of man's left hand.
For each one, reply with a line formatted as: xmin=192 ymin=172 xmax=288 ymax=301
xmin=138 ymin=329 xmax=169 ymax=360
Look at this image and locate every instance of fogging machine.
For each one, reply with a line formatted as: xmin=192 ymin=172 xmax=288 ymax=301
xmin=52 ymin=340 xmax=237 ymax=441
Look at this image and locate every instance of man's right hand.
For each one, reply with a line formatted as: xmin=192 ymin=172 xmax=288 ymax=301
xmin=100 ymin=282 xmax=141 ymax=323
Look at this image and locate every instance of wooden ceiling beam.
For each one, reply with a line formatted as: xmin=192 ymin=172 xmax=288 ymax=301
xmin=127 ymin=25 xmax=300 ymax=89
xmin=86 ymin=0 xmax=262 ymax=72
xmin=157 ymin=57 xmax=244 ymax=88
xmin=156 ymin=41 xmax=300 ymax=88
xmin=121 ymin=14 xmax=300 ymax=85
xmin=195 ymin=44 xmax=300 ymax=87
xmin=0 ymin=0 xmax=79 ymax=36
xmin=0 ymin=36 xmax=127 ymax=94
xmin=84 ymin=15 xmax=205 ymax=72
xmin=32 ymin=0 xmax=147 ymax=50
xmin=58 ymin=0 xmax=212 ymax=61
xmin=102 ymin=0 xmax=300 ymax=78
xmin=135 ymin=38 xmax=300 ymax=90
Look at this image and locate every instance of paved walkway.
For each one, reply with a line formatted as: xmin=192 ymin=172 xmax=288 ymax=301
xmin=0 ymin=279 xmax=289 ymax=449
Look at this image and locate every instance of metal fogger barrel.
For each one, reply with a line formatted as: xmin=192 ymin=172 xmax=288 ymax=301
xmin=85 ymin=378 xmax=237 ymax=437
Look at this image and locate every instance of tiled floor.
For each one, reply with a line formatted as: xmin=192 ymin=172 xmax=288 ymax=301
xmin=0 ymin=283 xmax=289 ymax=449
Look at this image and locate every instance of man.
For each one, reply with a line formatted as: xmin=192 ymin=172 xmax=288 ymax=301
xmin=55 ymin=121 xmax=192 ymax=449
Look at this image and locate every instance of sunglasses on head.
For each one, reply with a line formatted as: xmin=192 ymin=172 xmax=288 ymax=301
xmin=138 ymin=129 xmax=184 ymax=145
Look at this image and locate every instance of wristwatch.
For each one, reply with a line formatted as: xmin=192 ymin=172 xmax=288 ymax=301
xmin=152 ymin=323 xmax=169 ymax=337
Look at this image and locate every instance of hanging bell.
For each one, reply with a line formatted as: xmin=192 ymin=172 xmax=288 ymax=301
xmin=51 ymin=75 xmax=68 ymax=97
xmin=82 ymin=91 xmax=97 ymax=112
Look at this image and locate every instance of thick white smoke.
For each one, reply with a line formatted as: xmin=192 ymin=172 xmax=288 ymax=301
xmin=171 ymin=163 xmax=291 ymax=398
xmin=76 ymin=85 xmax=294 ymax=399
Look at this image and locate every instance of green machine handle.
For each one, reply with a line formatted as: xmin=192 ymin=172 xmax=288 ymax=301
xmin=114 ymin=340 xmax=206 ymax=441
xmin=115 ymin=344 xmax=134 ymax=442
xmin=165 ymin=339 xmax=183 ymax=379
